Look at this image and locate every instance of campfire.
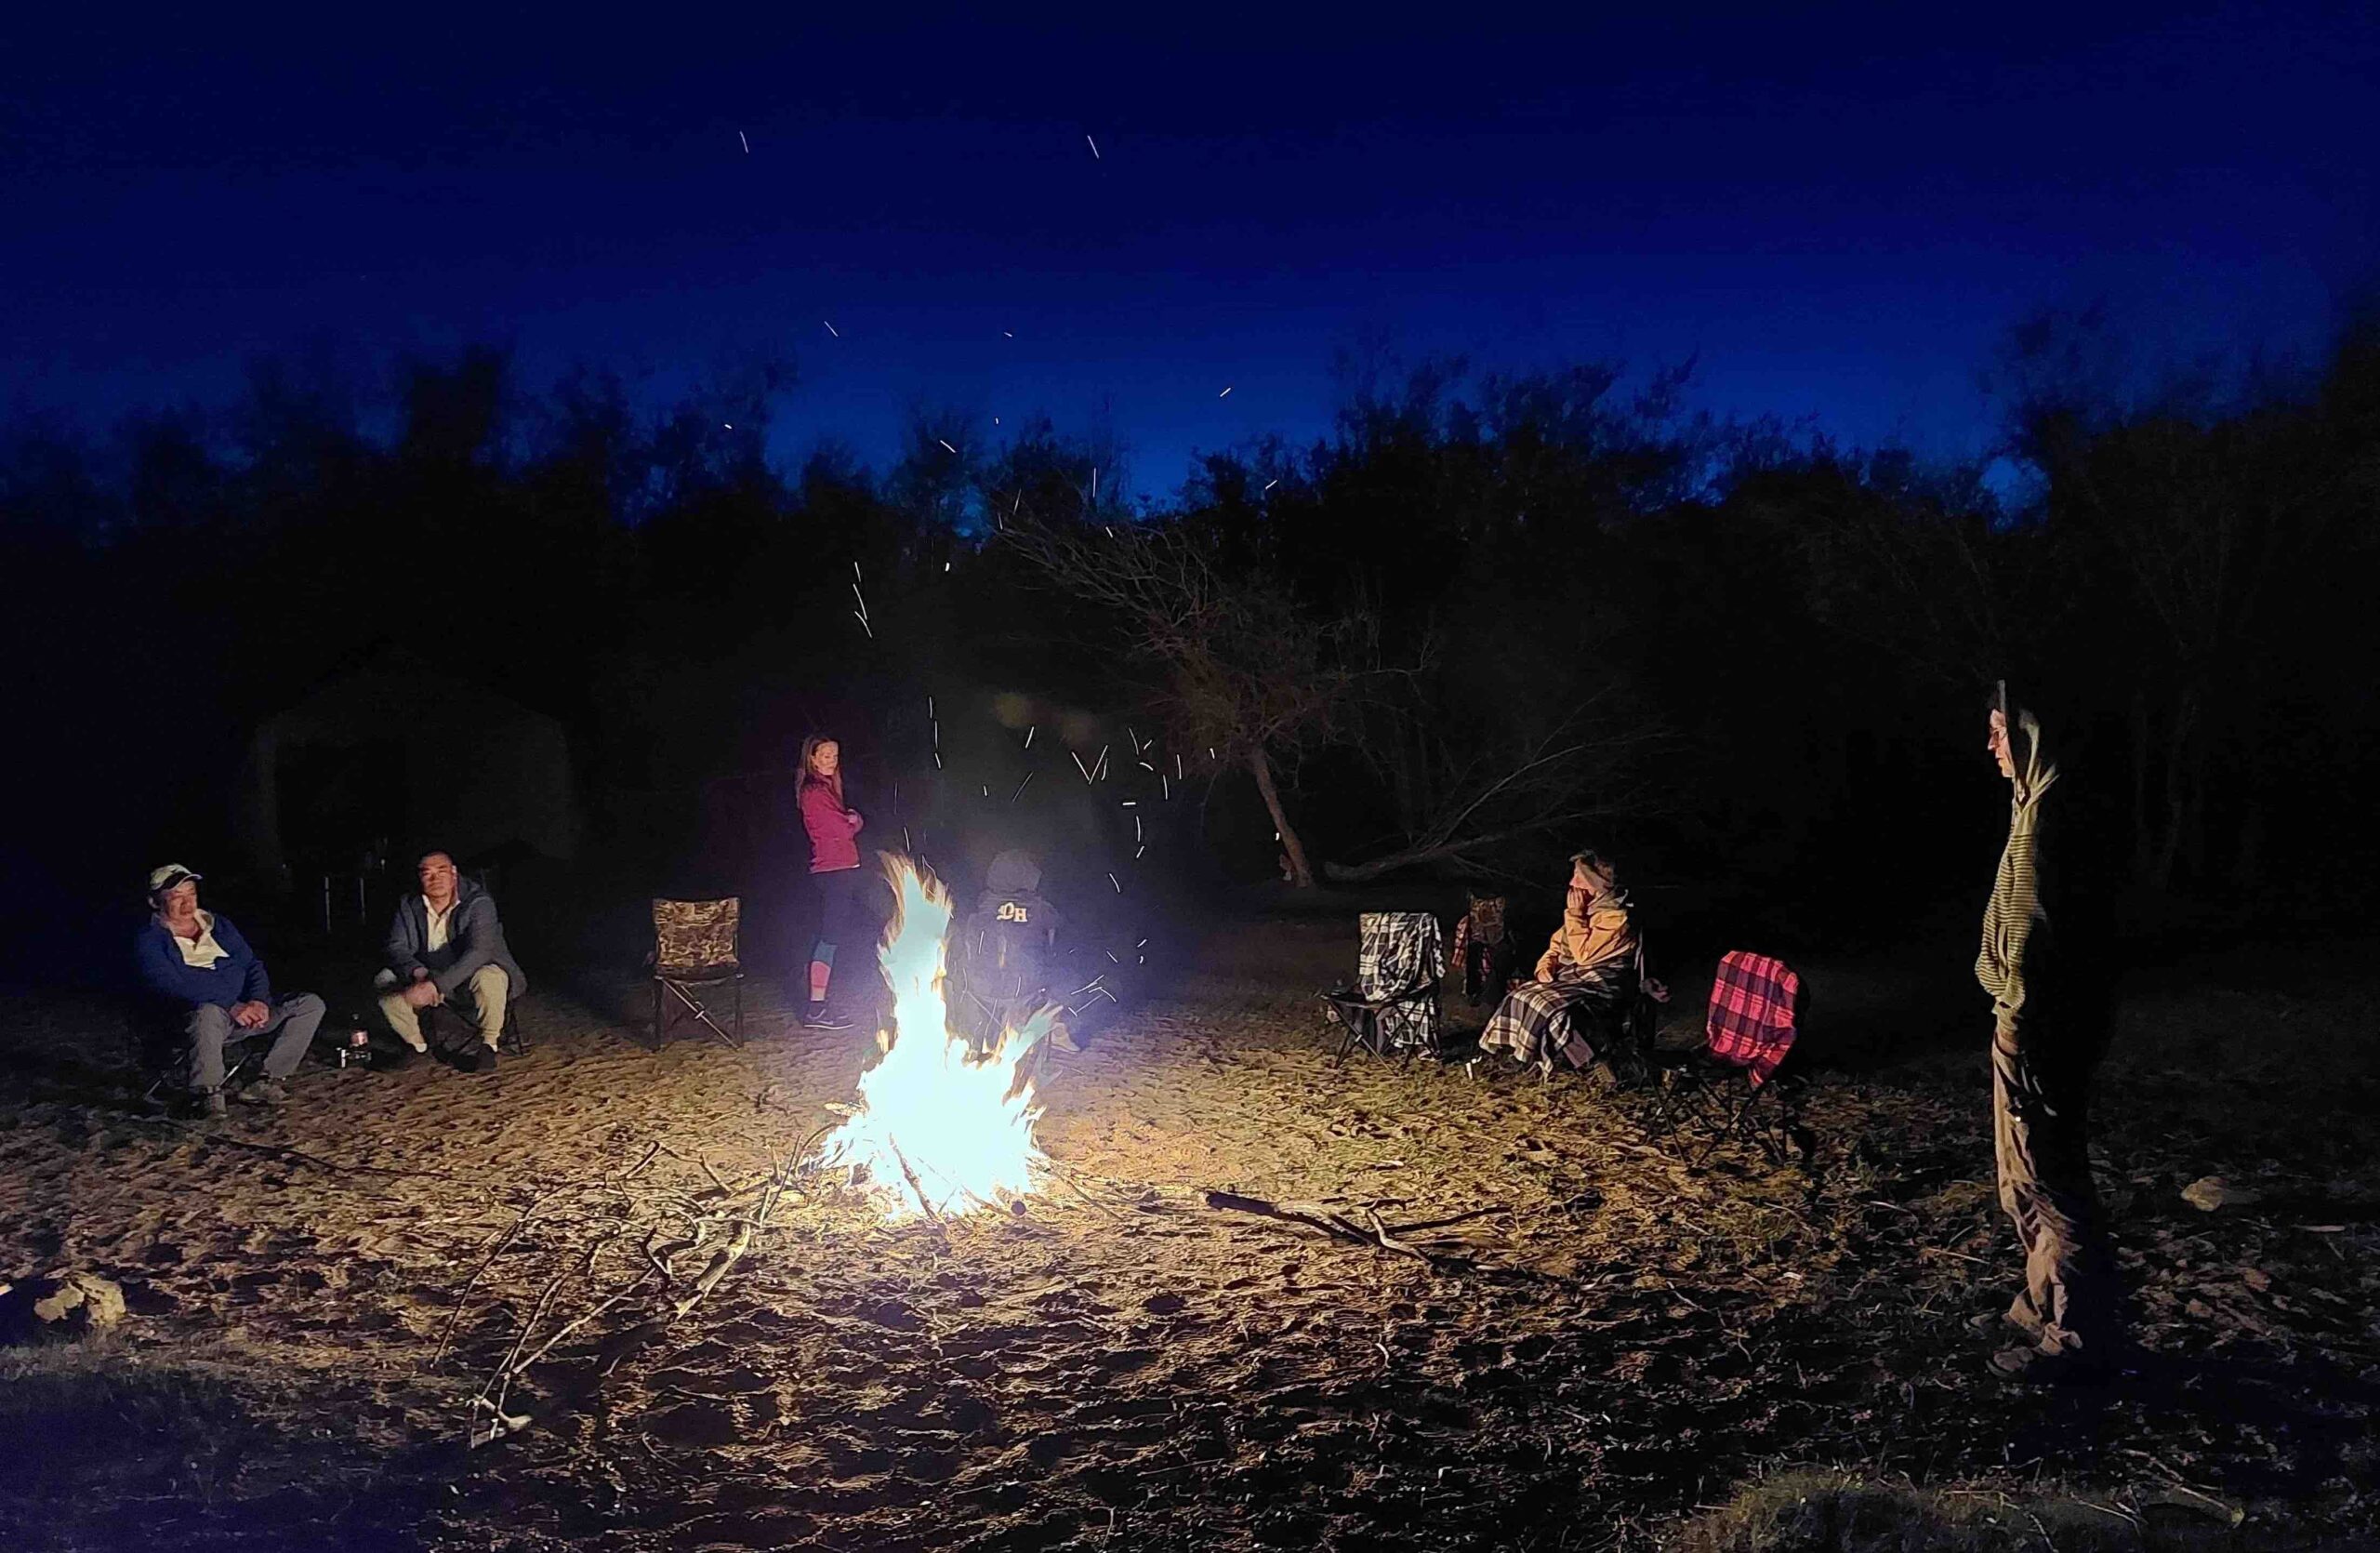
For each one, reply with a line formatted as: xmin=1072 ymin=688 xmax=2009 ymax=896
xmin=816 ymin=857 xmax=1049 ymax=1220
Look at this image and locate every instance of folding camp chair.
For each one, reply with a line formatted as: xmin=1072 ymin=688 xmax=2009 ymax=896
xmin=139 ymin=1039 xmax=258 ymax=1111
xmin=1646 ymin=949 xmax=1805 ymax=1161
xmin=1474 ymin=940 xmax=1659 ymax=1085
xmin=650 ymin=897 xmax=746 ymax=1048
xmin=460 ymin=864 xmax=531 ymax=1056
xmin=1598 ymin=937 xmax=1672 ymax=1090
xmin=1319 ymin=911 xmax=1446 ymax=1066
xmin=1449 ymin=895 xmax=1514 ymax=1007
xmin=417 ymin=994 xmax=533 ymax=1057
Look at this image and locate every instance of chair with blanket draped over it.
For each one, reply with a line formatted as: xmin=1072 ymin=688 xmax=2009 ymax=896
xmin=1449 ymin=894 xmax=1514 ymax=1008
xmin=1646 ymin=949 xmax=1805 ymax=1161
xmin=1319 ymin=912 xmax=1446 ymax=1066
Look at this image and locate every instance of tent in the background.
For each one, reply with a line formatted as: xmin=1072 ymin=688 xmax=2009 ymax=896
xmin=232 ymin=648 xmax=579 ymax=881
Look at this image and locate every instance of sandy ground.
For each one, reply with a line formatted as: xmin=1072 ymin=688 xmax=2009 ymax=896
xmin=3 ymin=921 xmax=2377 ymax=1551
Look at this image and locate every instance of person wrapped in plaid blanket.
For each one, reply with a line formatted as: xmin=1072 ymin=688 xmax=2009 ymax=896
xmin=1477 ymin=851 xmax=1639 ymax=1075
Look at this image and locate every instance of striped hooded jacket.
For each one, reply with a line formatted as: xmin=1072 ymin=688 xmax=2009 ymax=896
xmin=1977 ymin=704 xmax=2059 ymax=1011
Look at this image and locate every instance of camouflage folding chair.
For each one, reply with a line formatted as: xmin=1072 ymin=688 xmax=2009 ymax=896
xmin=650 ymin=897 xmax=746 ymax=1048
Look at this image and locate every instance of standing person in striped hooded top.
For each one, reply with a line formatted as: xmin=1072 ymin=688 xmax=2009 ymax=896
xmin=1975 ymin=683 xmax=2122 ymax=1383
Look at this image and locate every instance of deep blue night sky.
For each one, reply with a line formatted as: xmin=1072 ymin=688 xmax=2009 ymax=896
xmin=6 ymin=5 xmax=2373 ymax=496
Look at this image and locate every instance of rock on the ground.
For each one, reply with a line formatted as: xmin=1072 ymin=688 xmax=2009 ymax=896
xmin=0 ymin=1269 xmax=127 ymax=1344
xmin=2180 ymin=1175 xmax=2261 ymax=1212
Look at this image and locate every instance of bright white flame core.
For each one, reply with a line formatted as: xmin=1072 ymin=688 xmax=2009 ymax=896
xmin=817 ymin=858 xmax=1046 ymax=1220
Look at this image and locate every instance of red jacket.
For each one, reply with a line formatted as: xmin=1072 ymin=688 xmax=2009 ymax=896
xmin=800 ymin=776 xmax=864 ymax=872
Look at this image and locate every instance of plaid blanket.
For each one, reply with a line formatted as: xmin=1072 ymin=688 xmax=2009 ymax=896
xmin=1356 ymin=912 xmax=1445 ymax=1050
xmin=1706 ymin=950 xmax=1802 ymax=1087
xmin=1478 ymin=970 xmax=1631 ymax=1071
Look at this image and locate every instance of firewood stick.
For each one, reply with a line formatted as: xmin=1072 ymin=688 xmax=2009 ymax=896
xmin=640 ymin=1228 xmax=674 ymax=1288
xmin=618 ymin=1140 xmax=661 ymax=1182
xmin=1362 ymin=1206 xmax=1433 ymax=1265
xmin=471 ymin=1259 xmax=575 ymax=1430
xmin=1204 ymin=1190 xmax=1374 ymax=1249
xmin=671 ymin=1222 xmax=753 ymax=1318
xmin=890 ymin=1141 xmax=943 ymax=1225
xmin=1205 ymin=1189 xmax=1447 ymax=1267
xmin=1382 ymin=1203 xmax=1510 ymax=1235
xmin=511 ymin=1264 xmax=663 ymax=1375
xmin=670 ymin=1175 xmax=787 ymax=1318
xmin=1038 ymin=1155 xmax=1130 ymax=1223
xmin=435 ymin=1184 xmax=573 ymax=1368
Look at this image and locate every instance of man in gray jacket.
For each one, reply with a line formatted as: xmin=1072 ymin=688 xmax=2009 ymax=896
xmin=377 ymin=849 xmax=527 ymax=1073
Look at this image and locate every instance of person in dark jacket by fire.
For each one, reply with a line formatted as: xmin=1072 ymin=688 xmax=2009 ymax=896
xmin=954 ymin=848 xmax=1071 ymax=1054
xmin=1975 ymin=683 xmax=2122 ymax=1383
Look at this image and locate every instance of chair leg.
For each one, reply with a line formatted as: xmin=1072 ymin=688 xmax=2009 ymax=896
xmin=1724 ymin=1084 xmax=1764 ymax=1150
xmin=663 ymin=980 xmax=742 ymax=1049
xmin=1326 ymin=1002 xmax=1360 ymax=1068
xmin=1743 ymin=1082 xmax=1798 ymax=1164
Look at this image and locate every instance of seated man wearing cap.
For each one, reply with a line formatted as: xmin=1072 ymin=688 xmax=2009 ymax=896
xmin=376 ymin=848 xmax=526 ymax=1073
xmin=133 ymin=865 xmax=324 ymax=1116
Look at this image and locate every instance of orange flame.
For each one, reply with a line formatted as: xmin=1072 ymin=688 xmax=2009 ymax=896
xmin=817 ymin=857 xmax=1047 ymax=1220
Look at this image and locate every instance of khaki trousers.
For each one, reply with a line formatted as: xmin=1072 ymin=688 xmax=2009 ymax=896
xmin=378 ymin=964 xmax=509 ymax=1051
xmin=1990 ymin=999 xmax=2118 ymax=1356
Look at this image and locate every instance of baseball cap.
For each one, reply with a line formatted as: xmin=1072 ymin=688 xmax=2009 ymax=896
xmin=147 ymin=864 xmax=203 ymax=896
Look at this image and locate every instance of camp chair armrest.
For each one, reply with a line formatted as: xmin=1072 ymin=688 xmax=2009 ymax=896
xmin=1321 ymin=979 xmax=1437 ymax=1010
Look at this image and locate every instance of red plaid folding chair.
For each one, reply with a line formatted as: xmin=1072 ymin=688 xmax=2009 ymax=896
xmin=1646 ymin=950 xmax=1805 ymax=1161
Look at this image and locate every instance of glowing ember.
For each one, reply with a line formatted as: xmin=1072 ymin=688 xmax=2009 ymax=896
xmin=817 ymin=858 xmax=1048 ymax=1221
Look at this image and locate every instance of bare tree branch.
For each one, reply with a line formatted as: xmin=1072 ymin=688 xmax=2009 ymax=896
xmin=998 ymin=508 xmax=1382 ymax=885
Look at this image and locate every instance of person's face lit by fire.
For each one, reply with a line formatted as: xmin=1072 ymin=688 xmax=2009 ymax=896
xmin=418 ymin=852 xmax=458 ymax=909
xmin=157 ymin=879 xmax=201 ymax=930
xmin=810 ymin=739 xmax=841 ymax=779
xmin=1567 ymin=860 xmax=1600 ymax=914
xmin=1987 ymin=709 xmax=2017 ymax=780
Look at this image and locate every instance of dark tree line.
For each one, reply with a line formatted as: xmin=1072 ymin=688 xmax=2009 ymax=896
xmin=5 ymin=322 xmax=2373 ymax=980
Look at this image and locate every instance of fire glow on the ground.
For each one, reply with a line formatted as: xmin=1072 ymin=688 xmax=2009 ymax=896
xmin=818 ymin=858 xmax=1048 ymax=1221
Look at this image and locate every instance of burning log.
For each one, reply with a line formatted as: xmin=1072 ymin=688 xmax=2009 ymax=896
xmin=888 ymin=1141 xmax=944 ymax=1225
xmin=814 ymin=859 xmax=1048 ymax=1222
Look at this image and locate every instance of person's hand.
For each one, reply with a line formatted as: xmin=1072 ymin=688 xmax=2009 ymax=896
xmin=410 ymin=966 xmax=431 ymax=982
xmin=402 ymin=980 xmax=441 ymax=1010
xmin=231 ymin=1000 xmax=271 ymax=1029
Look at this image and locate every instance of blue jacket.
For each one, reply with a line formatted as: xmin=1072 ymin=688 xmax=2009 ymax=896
xmin=383 ymin=878 xmax=527 ymax=1000
xmin=135 ymin=913 xmax=271 ymax=1011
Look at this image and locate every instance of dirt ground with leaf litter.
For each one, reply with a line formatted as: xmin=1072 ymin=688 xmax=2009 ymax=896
xmin=3 ymin=920 xmax=2378 ymax=1551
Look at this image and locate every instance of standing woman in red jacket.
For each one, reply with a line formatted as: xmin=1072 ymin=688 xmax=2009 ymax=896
xmin=798 ymin=735 xmax=867 ymax=1030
